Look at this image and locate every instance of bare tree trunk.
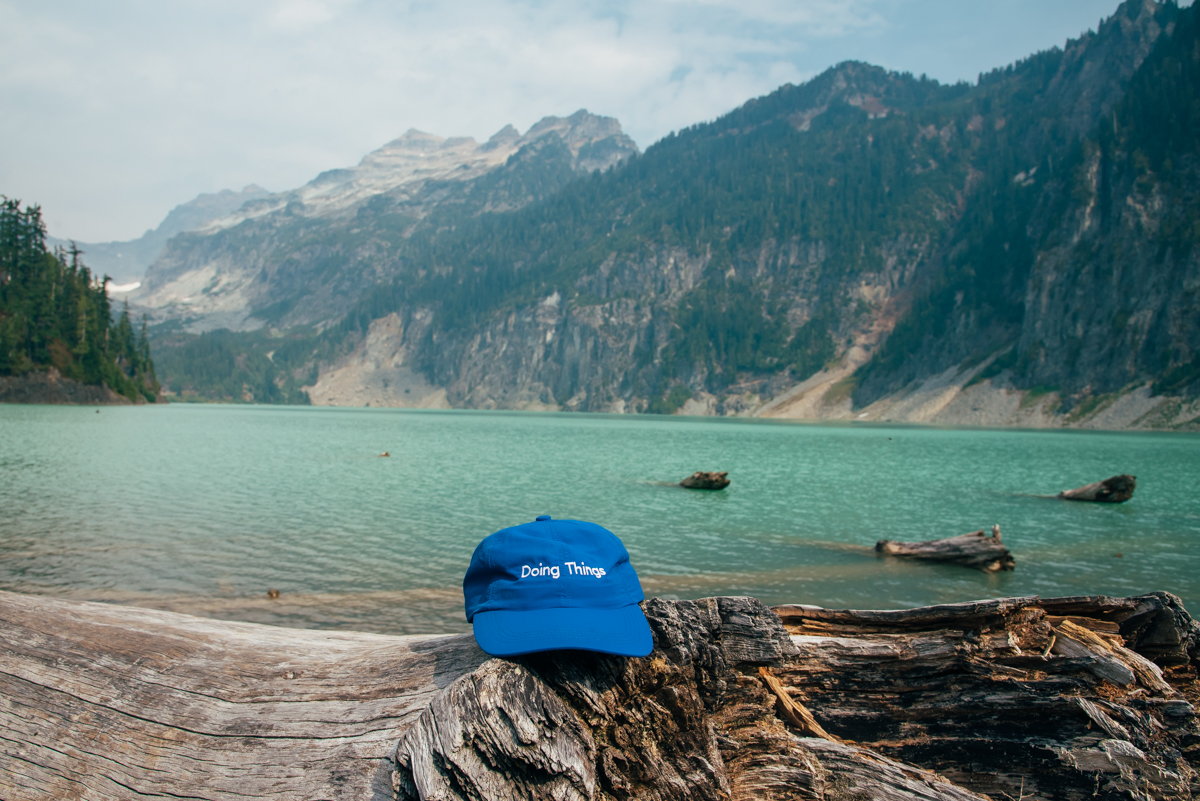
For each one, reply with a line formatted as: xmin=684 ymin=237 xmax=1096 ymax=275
xmin=876 ymin=524 xmax=1015 ymax=572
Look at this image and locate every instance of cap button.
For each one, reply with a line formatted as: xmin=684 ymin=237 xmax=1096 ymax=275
xmin=535 ymin=515 xmax=551 ymax=522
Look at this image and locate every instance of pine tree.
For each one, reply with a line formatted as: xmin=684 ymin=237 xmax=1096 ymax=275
xmin=0 ymin=196 xmax=160 ymax=401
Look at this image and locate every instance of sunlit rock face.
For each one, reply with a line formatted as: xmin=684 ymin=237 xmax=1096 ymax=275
xmin=132 ymin=110 xmax=638 ymax=333
xmin=50 ymin=185 xmax=271 ymax=287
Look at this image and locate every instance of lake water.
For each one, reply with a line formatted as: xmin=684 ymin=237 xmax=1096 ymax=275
xmin=1 ymin=403 xmax=1198 ymax=635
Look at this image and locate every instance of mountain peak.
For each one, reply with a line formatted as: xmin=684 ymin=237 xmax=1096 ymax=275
xmin=525 ymin=110 xmax=626 ymax=146
xmin=487 ymin=124 xmax=520 ymax=143
xmin=382 ymin=129 xmax=451 ymax=150
xmin=1040 ymin=0 xmax=1178 ymax=135
xmin=520 ymin=110 xmax=638 ymax=171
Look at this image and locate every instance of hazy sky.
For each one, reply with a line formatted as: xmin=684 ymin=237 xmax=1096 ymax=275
xmin=1 ymin=0 xmax=1143 ymax=242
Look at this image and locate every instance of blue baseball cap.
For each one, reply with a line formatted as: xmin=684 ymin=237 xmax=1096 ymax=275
xmin=463 ymin=516 xmax=653 ymax=657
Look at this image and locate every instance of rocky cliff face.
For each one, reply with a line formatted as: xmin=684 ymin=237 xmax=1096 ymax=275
xmin=148 ymin=0 xmax=1200 ymax=430
xmin=850 ymin=0 xmax=1198 ymax=428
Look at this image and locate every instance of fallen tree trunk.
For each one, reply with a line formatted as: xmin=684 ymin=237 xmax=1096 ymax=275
xmin=1058 ymin=474 xmax=1137 ymax=502
xmin=876 ymin=524 xmax=1015 ymax=572
xmin=0 ymin=590 xmax=490 ymax=800
xmin=773 ymin=593 xmax=1200 ymax=801
xmin=2 ymin=589 xmax=1197 ymax=800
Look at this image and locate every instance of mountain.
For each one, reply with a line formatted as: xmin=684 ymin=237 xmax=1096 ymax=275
xmin=851 ymin=0 xmax=1199 ymax=425
xmin=48 ymin=185 xmax=270 ymax=287
xmin=145 ymin=0 xmax=1200 ymax=429
xmin=131 ymin=111 xmax=638 ymax=334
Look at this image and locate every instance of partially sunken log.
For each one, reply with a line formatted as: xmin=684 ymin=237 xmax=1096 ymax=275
xmin=680 ymin=470 xmax=730 ymax=490
xmin=876 ymin=523 xmax=1015 ymax=572
xmin=2 ymin=589 xmax=1198 ymax=800
xmin=1058 ymin=473 xmax=1137 ymax=503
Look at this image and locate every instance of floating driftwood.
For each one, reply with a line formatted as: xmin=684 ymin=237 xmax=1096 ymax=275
xmin=876 ymin=523 xmax=1015 ymax=572
xmin=680 ymin=470 xmax=730 ymax=490
xmin=1058 ymin=473 xmax=1137 ymax=503
xmin=1 ymin=589 xmax=1198 ymax=800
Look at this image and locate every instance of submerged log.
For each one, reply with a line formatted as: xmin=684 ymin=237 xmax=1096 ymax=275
xmin=2 ymin=589 xmax=1198 ymax=800
xmin=680 ymin=470 xmax=730 ymax=490
xmin=1058 ymin=474 xmax=1137 ymax=503
xmin=876 ymin=523 xmax=1015 ymax=572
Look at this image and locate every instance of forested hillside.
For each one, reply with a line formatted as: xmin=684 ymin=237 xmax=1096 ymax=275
xmin=144 ymin=0 xmax=1198 ymax=427
xmin=0 ymin=198 xmax=160 ymax=403
xmin=855 ymin=0 xmax=1200 ymax=408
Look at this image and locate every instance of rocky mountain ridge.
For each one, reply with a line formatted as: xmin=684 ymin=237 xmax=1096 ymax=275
xmin=194 ymin=111 xmax=636 ymax=235
xmin=132 ymin=110 xmax=637 ymax=334
xmin=48 ymin=185 xmax=270 ymax=287
xmin=147 ymin=0 xmax=1200 ymax=430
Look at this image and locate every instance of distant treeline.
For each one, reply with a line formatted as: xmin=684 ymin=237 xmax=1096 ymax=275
xmin=0 ymin=197 xmax=160 ymax=402
xmin=150 ymin=326 xmax=313 ymax=404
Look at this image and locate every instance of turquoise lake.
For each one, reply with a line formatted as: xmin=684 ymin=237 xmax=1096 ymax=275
xmin=1 ymin=403 xmax=1197 ymax=635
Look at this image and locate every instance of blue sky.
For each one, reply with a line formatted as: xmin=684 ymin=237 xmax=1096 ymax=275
xmin=0 ymin=0 xmax=1156 ymax=242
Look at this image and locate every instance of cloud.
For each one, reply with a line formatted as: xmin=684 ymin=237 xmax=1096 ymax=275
xmin=266 ymin=0 xmax=355 ymax=31
xmin=0 ymin=0 xmax=1127 ymax=242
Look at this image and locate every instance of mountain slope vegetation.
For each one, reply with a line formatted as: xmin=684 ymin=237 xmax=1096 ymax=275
xmin=145 ymin=0 xmax=1198 ymax=426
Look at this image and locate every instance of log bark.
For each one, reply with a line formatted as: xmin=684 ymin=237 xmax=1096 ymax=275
xmin=773 ymin=592 xmax=1200 ymax=801
xmin=3 ymin=589 xmax=1198 ymax=801
xmin=1058 ymin=474 xmax=1137 ymax=502
xmin=680 ymin=471 xmax=730 ymax=490
xmin=876 ymin=524 xmax=1015 ymax=572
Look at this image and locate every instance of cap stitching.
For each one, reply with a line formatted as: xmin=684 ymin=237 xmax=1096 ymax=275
xmin=551 ymin=518 xmax=568 ymax=609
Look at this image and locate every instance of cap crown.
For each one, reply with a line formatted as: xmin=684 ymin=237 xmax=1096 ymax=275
xmin=464 ymin=518 xmax=644 ymax=622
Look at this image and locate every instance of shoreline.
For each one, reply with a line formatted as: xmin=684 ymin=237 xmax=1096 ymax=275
xmin=0 ymin=368 xmax=136 ymax=406
xmin=27 ymin=378 xmax=1200 ymax=433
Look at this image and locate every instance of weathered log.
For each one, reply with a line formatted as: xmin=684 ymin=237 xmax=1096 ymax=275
xmin=3 ymin=589 xmax=1198 ymax=801
xmin=391 ymin=596 xmax=991 ymax=801
xmin=876 ymin=523 xmax=1015 ymax=572
xmin=680 ymin=471 xmax=730 ymax=490
xmin=1057 ymin=473 xmax=1137 ymax=502
xmin=773 ymin=592 xmax=1200 ymax=801
xmin=0 ymin=590 xmax=490 ymax=800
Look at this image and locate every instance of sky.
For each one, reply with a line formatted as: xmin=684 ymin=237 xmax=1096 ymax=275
xmin=0 ymin=0 xmax=1146 ymax=243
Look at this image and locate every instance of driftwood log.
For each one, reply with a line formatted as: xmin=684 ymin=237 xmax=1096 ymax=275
xmin=2 ymin=589 xmax=1198 ymax=800
xmin=1058 ymin=474 xmax=1137 ymax=503
xmin=680 ymin=471 xmax=730 ymax=490
xmin=876 ymin=524 xmax=1015 ymax=572
xmin=0 ymin=591 xmax=490 ymax=800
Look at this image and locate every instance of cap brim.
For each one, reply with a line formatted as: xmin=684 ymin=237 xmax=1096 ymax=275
xmin=472 ymin=604 xmax=654 ymax=658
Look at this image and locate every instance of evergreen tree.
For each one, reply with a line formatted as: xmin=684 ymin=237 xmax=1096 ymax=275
xmin=0 ymin=197 xmax=161 ymax=402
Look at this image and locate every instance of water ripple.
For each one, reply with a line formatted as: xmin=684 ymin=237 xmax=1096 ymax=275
xmin=1 ymin=404 xmax=1197 ymax=634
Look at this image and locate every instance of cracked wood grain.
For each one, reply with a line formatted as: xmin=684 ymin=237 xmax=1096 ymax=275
xmin=4 ymin=589 xmax=1198 ymax=800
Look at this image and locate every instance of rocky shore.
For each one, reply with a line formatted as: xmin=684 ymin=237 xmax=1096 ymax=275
xmin=0 ymin=368 xmax=134 ymax=405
